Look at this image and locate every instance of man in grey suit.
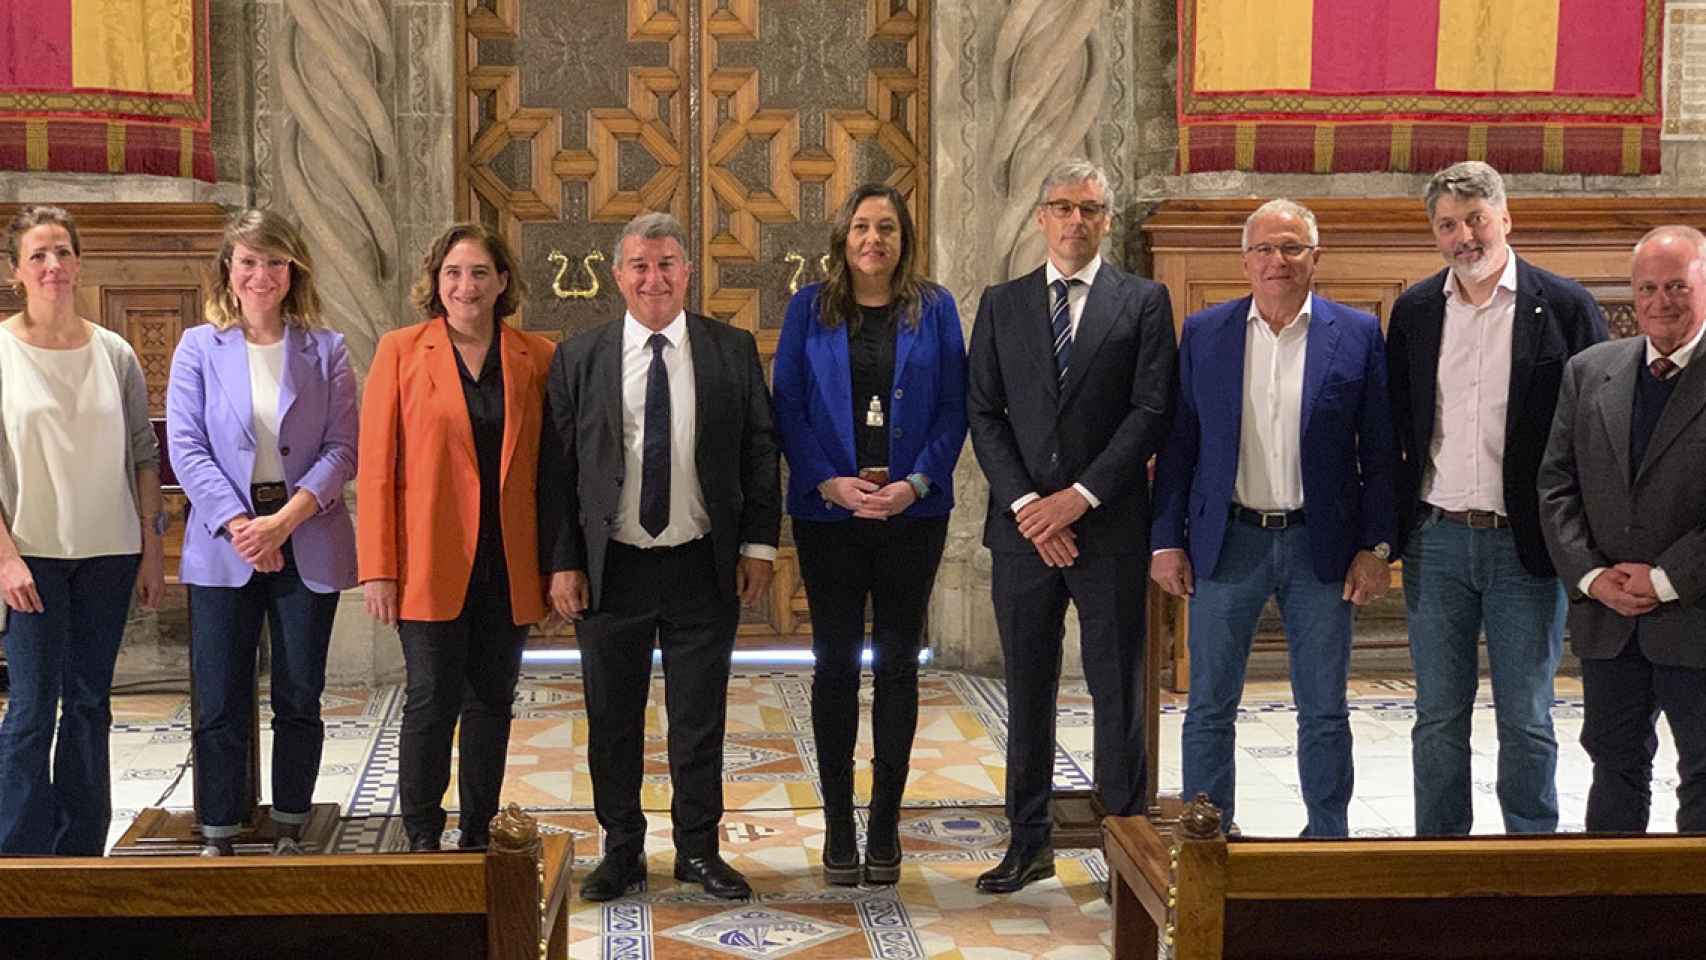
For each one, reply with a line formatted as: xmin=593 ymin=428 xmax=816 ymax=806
xmin=1539 ymin=225 xmax=1706 ymax=833
xmin=545 ymin=211 xmax=781 ymax=898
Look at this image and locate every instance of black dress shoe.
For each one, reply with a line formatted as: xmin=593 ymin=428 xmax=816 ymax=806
xmin=976 ymin=842 xmax=1055 ymax=894
xmin=582 ymin=851 xmax=648 ymax=902
xmin=407 ymin=834 xmax=442 ymax=852
xmin=674 ymin=853 xmax=752 ymax=900
xmin=458 ymin=831 xmax=489 ymax=851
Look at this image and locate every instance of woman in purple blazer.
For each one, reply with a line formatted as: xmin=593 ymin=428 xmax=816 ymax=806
xmin=165 ymin=209 xmax=358 ymax=855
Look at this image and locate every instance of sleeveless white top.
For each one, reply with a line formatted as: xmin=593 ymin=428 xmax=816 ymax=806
xmin=0 ymin=327 xmax=140 ymax=558
xmin=247 ymin=338 xmax=287 ymax=484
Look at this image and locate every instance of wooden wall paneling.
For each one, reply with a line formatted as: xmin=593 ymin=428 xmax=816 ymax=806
xmin=1140 ymin=196 xmax=1706 ymax=691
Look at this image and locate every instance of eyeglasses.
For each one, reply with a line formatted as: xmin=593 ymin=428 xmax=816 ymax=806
xmin=1244 ymin=243 xmax=1317 ymax=260
xmin=1041 ymin=200 xmax=1109 ymax=221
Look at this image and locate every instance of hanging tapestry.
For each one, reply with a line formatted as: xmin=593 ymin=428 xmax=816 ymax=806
xmin=0 ymin=0 xmax=214 ymax=181
xmin=1178 ymin=0 xmax=1663 ymax=176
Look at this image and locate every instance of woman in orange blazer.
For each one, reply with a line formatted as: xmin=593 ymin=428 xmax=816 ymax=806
xmin=357 ymin=223 xmax=553 ymax=851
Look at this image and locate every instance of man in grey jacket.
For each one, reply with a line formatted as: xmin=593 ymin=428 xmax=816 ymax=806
xmin=1539 ymin=225 xmax=1706 ymax=833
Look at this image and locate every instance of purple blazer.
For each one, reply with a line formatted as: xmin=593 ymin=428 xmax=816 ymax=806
xmin=165 ymin=322 xmax=359 ymax=593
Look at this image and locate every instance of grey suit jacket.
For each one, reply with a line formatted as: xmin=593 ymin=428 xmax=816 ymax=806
xmin=1538 ymin=336 xmax=1706 ymax=667
xmin=542 ymin=313 xmax=781 ymax=612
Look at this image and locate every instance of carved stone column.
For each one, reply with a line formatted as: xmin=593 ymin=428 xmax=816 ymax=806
xmin=929 ymin=0 xmax=1138 ymax=675
xmin=251 ymin=0 xmax=456 ymax=683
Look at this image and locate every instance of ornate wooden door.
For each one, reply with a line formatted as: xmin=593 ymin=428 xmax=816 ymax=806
xmin=457 ymin=0 xmax=931 ymax=644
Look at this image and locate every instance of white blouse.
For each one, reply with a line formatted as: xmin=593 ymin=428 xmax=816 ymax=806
xmin=0 ymin=328 xmax=140 ymax=558
xmin=247 ymin=338 xmax=287 ymax=484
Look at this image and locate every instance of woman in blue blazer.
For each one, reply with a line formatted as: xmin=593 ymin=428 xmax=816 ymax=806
xmin=165 ymin=209 xmax=358 ymax=856
xmin=772 ymin=183 xmax=967 ymax=886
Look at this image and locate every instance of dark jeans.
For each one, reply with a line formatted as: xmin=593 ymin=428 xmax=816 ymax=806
xmin=1581 ymin=637 xmax=1706 ymax=833
xmin=188 ymin=548 xmax=340 ymax=837
xmin=992 ymin=548 xmax=1148 ymax=846
xmin=397 ymin=573 xmax=528 ymax=846
xmin=0 ymin=553 xmax=141 ymax=855
xmin=577 ymin=537 xmax=736 ymax=859
xmin=793 ymin=516 xmax=947 ymax=819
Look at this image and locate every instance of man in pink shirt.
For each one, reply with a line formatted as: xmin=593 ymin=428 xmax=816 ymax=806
xmin=1387 ymin=162 xmax=1607 ymax=836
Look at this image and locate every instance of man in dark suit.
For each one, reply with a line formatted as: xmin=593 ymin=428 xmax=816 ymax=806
xmin=1150 ymin=199 xmax=1395 ymax=837
xmin=1389 ymin=161 xmax=1607 ymax=837
xmin=968 ymin=158 xmax=1176 ymax=893
xmin=1540 ymin=225 xmax=1706 ymax=833
xmin=544 ymin=212 xmax=780 ymax=899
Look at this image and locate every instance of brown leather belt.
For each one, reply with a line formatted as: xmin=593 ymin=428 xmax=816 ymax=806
xmin=858 ymin=467 xmax=890 ymax=485
xmin=1435 ymin=507 xmax=1509 ymax=529
xmin=251 ymin=482 xmax=288 ymax=517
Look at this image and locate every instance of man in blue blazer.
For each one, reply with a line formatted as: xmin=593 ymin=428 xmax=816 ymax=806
xmin=1151 ymin=199 xmax=1396 ymax=837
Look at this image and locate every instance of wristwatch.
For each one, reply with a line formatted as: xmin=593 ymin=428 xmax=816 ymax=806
xmin=1369 ymin=542 xmax=1391 ymax=561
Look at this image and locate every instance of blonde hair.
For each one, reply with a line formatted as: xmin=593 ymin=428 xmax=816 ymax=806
xmin=6 ymin=205 xmax=82 ymax=301
xmin=205 ymin=209 xmax=324 ymax=331
xmin=408 ymin=224 xmax=527 ymax=321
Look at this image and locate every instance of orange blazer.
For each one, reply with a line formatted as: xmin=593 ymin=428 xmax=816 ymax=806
xmin=357 ymin=318 xmax=553 ymax=623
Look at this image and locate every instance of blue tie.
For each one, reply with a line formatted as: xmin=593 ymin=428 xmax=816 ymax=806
xmin=640 ymin=333 xmax=671 ymax=538
xmin=1050 ymin=277 xmax=1077 ymax=384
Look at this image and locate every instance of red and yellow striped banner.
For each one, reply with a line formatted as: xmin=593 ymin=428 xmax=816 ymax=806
xmin=0 ymin=0 xmax=214 ymax=181
xmin=1179 ymin=0 xmax=1662 ymax=175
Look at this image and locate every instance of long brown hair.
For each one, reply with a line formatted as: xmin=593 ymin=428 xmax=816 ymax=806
xmin=816 ymin=184 xmax=930 ymax=331
xmin=408 ymin=223 xmax=528 ymax=320
xmin=205 ymin=208 xmax=325 ymax=331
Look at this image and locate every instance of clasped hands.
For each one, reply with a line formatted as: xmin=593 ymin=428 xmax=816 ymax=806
xmin=226 ymin=514 xmax=287 ymax=573
xmin=1588 ymin=562 xmax=1664 ymax=618
xmin=1017 ymin=488 xmax=1089 ymax=568
xmin=818 ymin=476 xmax=917 ymax=519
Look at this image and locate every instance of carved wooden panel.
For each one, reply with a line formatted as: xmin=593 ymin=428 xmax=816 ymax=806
xmin=458 ymin=2 xmax=931 ymax=643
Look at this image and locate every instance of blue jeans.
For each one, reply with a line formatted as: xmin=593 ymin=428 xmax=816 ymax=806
xmin=1404 ymin=511 xmax=1564 ymax=835
xmin=1180 ymin=521 xmax=1354 ymax=837
xmin=0 ymin=553 xmax=141 ymax=855
xmin=188 ymin=548 xmax=339 ymax=837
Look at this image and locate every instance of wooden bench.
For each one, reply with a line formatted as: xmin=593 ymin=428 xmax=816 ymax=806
xmin=0 ymin=804 xmax=573 ymax=960
xmin=1106 ymin=795 xmax=1706 ymax=960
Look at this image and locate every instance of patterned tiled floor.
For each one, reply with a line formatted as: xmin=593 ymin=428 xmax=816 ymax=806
xmin=0 ymin=668 xmax=1688 ymax=957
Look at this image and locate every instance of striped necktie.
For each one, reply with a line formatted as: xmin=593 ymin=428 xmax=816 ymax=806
xmin=1050 ymin=277 xmax=1078 ymax=384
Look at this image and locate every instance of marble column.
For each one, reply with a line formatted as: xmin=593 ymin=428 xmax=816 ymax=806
xmin=929 ymin=0 xmax=1140 ymax=675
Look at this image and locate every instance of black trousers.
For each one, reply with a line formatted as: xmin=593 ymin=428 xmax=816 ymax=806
xmin=397 ymin=573 xmax=528 ymax=845
xmin=1581 ymin=636 xmax=1706 ymax=833
xmin=991 ymin=548 xmax=1147 ymax=845
xmin=577 ymin=537 xmax=737 ymax=858
xmin=794 ymin=516 xmax=948 ymax=817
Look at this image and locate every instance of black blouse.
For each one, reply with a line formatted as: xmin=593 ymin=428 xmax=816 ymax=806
xmin=452 ymin=335 xmax=507 ymax=585
xmin=848 ymin=304 xmax=898 ymax=470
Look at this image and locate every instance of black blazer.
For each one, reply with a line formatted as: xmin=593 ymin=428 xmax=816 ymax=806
xmin=968 ymin=261 xmax=1176 ymax=556
xmin=543 ymin=313 xmax=781 ymax=611
xmin=1387 ymin=257 xmax=1606 ymax=576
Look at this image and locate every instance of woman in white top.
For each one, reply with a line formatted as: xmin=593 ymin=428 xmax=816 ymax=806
xmin=0 ymin=205 xmax=165 ymax=856
xmin=165 ymin=209 xmax=358 ymax=856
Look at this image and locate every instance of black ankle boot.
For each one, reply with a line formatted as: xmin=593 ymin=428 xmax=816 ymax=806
xmin=822 ymin=813 xmax=860 ymax=886
xmin=863 ymin=764 xmax=907 ymax=885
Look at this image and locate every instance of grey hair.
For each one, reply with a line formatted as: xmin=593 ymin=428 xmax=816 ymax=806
xmin=1241 ymin=199 xmax=1319 ymax=249
xmin=1633 ymin=224 xmax=1706 ymax=262
xmin=1035 ymin=158 xmax=1116 ymax=212
xmin=1424 ymin=161 xmax=1507 ymax=221
xmin=613 ymin=211 xmax=690 ymax=268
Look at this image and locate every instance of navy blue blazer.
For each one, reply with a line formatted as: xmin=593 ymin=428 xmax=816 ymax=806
xmin=1151 ymin=294 xmax=1397 ymax=583
xmin=772 ymin=282 xmax=968 ymax=521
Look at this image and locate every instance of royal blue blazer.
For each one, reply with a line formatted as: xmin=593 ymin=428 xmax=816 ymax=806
xmin=1150 ymin=294 xmax=1397 ymax=583
xmin=772 ymin=282 xmax=968 ymax=521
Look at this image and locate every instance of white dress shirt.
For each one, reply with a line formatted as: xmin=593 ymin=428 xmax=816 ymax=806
xmin=613 ymin=311 xmax=775 ymax=561
xmin=1233 ymin=294 xmax=1311 ymax=511
xmin=1421 ymin=251 xmax=1517 ymax=515
xmin=1577 ymin=317 xmax=1706 ymax=602
xmin=1010 ymin=255 xmax=1105 ymax=516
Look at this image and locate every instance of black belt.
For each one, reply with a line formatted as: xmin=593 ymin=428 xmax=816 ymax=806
xmin=251 ymin=482 xmax=288 ymax=517
xmin=1230 ymin=504 xmax=1305 ymax=529
xmin=610 ymin=535 xmax=709 ymax=556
